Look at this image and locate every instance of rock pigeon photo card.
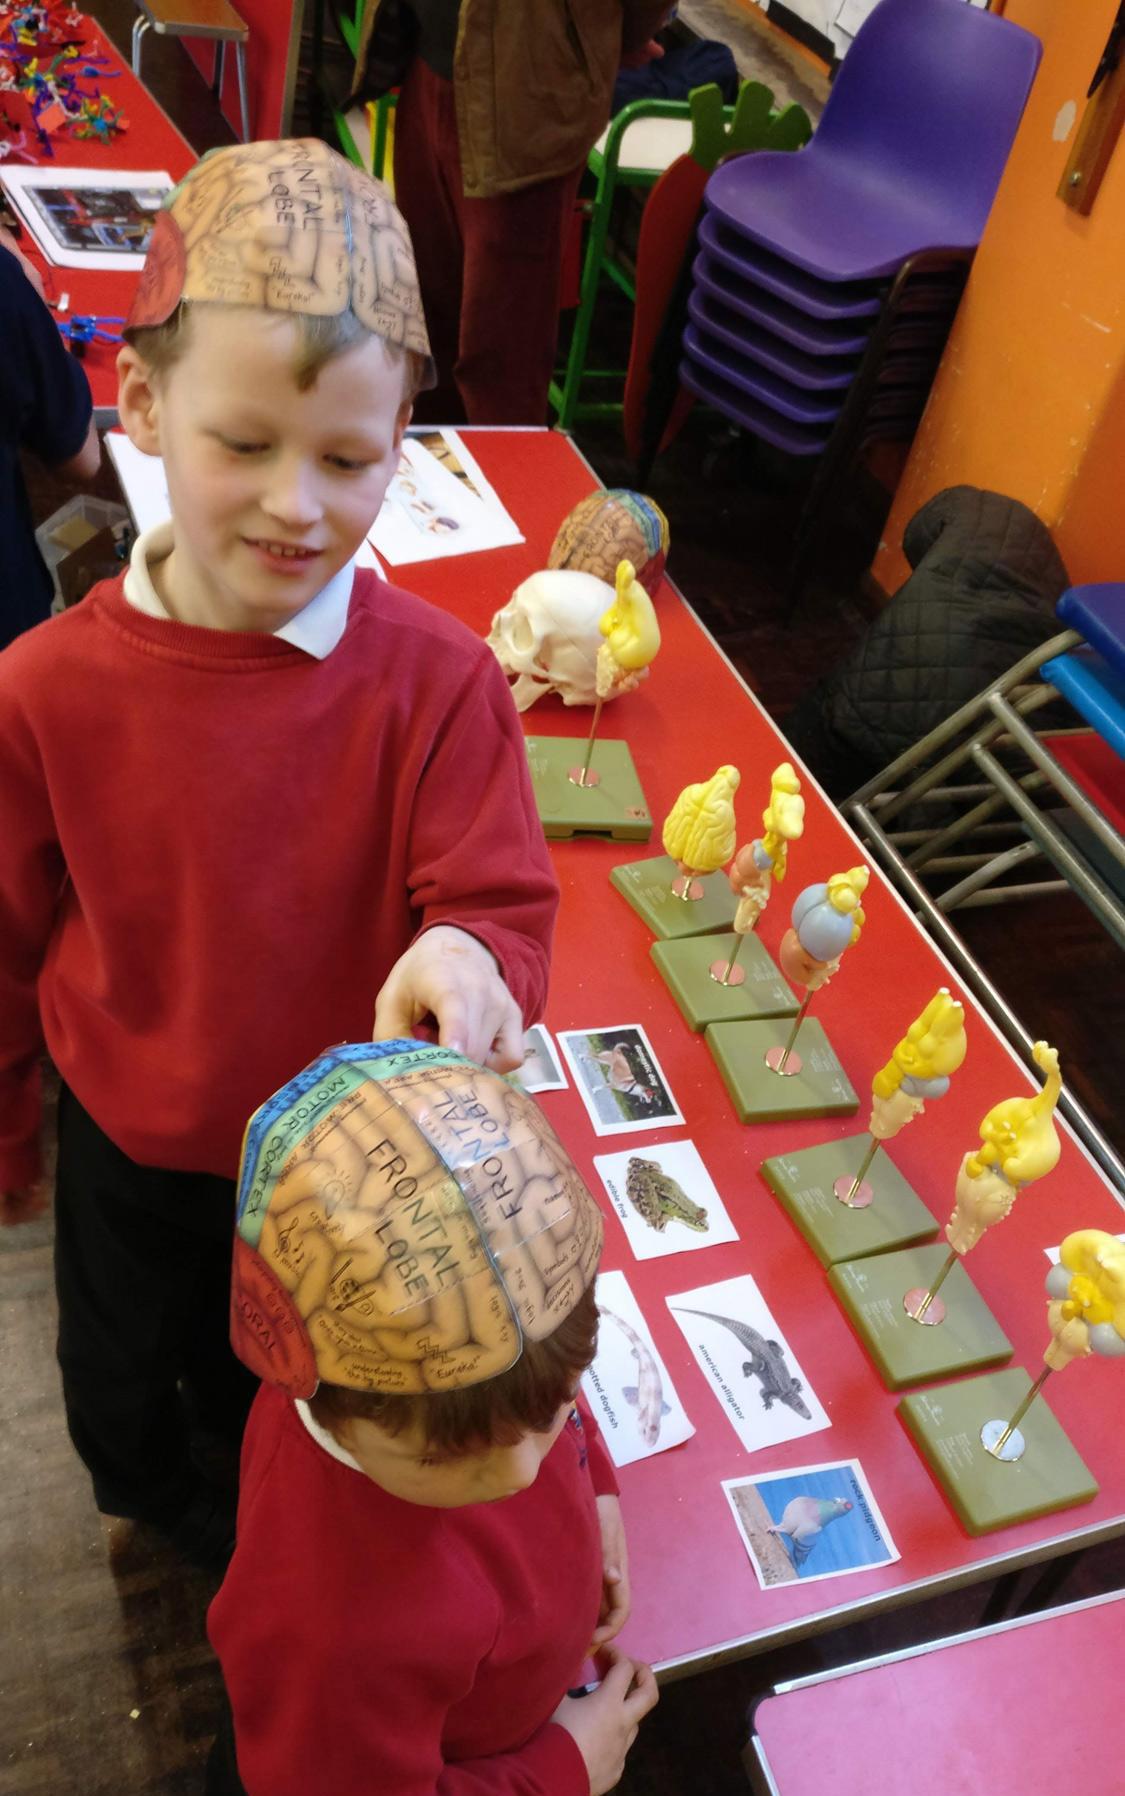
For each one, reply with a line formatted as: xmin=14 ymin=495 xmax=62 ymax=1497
xmin=557 ymin=1025 xmax=684 ymax=1136
xmin=666 ymin=1273 xmax=829 ymax=1453
xmin=594 ymin=1140 xmax=738 ymax=1261
xmin=581 ymin=1270 xmax=695 ymax=1468
xmin=723 ymin=1459 xmax=900 ymax=1588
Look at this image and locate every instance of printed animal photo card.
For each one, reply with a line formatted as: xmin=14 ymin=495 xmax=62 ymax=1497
xmin=557 ymin=1025 xmax=684 ymax=1136
xmin=512 ymin=1025 xmax=568 ymax=1095
xmin=582 ymin=1269 xmax=694 ymax=1468
xmin=666 ymin=1273 xmax=829 ymax=1453
xmin=723 ymin=1459 xmax=900 ymax=1589
xmin=593 ymin=1140 xmax=738 ymax=1261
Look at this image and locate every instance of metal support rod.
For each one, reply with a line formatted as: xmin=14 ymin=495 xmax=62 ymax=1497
xmin=906 ymin=773 xmax=1050 ymax=871
xmin=936 ymin=839 xmax=1043 ymax=911
xmin=777 ymin=991 xmax=813 ymax=1072
xmin=845 ymin=1135 xmax=880 ymax=1201
xmin=971 ymin=745 xmax=1125 ymax=950
xmin=911 ymin=1248 xmax=958 ymax=1322
xmin=718 ymin=936 xmax=746 ymax=984
xmin=957 ymin=880 xmax=1070 ymax=908
xmin=846 ymin=636 xmax=1078 ymax=818
xmin=991 ymin=1367 xmax=1052 ymax=1458
xmin=988 ymin=693 xmax=1125 ymax=868
xmin=848 ymin=802 xmax=1125 ymax=1193
xmin=577 ymin=695 xmax=605 ymax=785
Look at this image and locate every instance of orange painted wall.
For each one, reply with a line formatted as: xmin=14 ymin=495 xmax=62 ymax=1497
xmin=873 ymin=0 xmax=1125 ymax=594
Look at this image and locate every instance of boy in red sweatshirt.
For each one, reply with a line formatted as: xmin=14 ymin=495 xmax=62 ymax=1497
xmin=0 ymin=142 xmax=558 ymax=1564
xmin=206 ymin=1037 xmax=658 ymax=1795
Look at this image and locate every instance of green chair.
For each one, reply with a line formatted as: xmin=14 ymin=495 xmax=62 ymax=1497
xmin=549 ymin=84 xmax=812 ymax=432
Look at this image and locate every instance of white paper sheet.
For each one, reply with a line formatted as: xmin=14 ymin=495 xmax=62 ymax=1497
xmin=582 ymin=1270 xmax=694 ymax=1468
xmin=0 ymin=166 xmax=172 ymax=270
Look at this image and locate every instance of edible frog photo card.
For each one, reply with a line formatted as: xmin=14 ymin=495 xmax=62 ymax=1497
xmin=666 ymin=1273 xmax=829 ymax=1455
xmin=582 ymin=1269 xmax=695 ymax=1468
xmin=593 ymin=1140 xmax=739 ymax=1262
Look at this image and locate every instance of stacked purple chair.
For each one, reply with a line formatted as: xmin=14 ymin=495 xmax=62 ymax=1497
xmin=680 ymin=0 xmax=1042 ymax=569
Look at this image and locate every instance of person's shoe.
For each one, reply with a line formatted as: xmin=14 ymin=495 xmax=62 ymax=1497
xmin=158 ymin=1482 xmax=237 ymax=1572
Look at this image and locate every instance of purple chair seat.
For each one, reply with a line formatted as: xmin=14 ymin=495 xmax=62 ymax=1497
xmin=687 ymin=290 xmax=862 ymax=392
xmin=704 ymin=0 xmax=1041 ymax=282
xmin=679 ymin=358 xmax=833 ymax=456
xmin=699 ymin=214 xmax=883 ymax=321
xmin=683 ymin=324 xmax=845 ymax=426
xmin=693 ymin=252 xmax=875 ymax=356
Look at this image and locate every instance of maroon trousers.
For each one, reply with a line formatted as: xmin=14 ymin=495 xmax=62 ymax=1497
xmin=392 ymin=57 xmax=584 ymax=425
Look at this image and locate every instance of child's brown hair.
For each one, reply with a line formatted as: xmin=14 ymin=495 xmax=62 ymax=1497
xmin=308 ymin=1283 xmax=600 ymax=1455
xmin=123 ymin=302 xmax=429 ymax=399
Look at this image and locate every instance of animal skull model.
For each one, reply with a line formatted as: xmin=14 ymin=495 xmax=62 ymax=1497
xmin=486 ymin=568 xmax=620 ymax=711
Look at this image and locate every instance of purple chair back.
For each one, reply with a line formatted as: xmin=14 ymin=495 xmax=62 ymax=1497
xmin=816 ymin=0 xmax=1042 ymax=236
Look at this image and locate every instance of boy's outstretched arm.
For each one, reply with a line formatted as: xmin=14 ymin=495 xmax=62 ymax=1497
xmin=376 ymin=646 xmax=559 ymax=1065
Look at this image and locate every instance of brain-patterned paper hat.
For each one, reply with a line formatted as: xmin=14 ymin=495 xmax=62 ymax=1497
xmin=126 ymin=138 xmax=435 ymax=386
xmin=232 ymin=1041 xmax=604 ymax=1397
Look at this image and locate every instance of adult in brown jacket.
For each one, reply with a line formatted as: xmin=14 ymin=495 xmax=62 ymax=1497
xmin=351 ymin=0 xmax=669 ymax=423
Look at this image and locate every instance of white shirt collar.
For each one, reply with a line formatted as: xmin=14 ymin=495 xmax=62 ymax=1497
xmin=121 ymin=521 xmax=355 ymax=659
xmin=295 ymin=1397 xmax=366 ymax=1472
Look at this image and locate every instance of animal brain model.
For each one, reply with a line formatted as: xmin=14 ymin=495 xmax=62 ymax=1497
xmin=779 ymin=867 xmax=869 ymax=993
xmin=946 ymin=1041 xmax=1063 ymax=1255
xmin=548 ymin=488 xmax=670 ymax=598
xmin=869 ymin=989 xmax=968 ymax=1143
xmin=596 ymin=558 xmax=662 ymax=698
xmin=229 ymin=1040 xmax=603 ymax=1397
xmin=662 ymin=765 xmax=741 ymax=899
xmin=728 ymin=762 xmax=805 ymax=935
xmin=981 ymin=1228 xmax=1125 ymax=1462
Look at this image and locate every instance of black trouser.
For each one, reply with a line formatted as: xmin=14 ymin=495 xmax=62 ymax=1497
xmin=204 ymin=1699 xmax=246 ymax=1796
xmin=53 ymin=1084 xmax=258 ymax=1519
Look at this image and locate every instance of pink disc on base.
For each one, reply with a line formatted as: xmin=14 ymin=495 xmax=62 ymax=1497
xmin=765 ymin=1045 xmax=802 ymax=1077
xmin=709 ymin=960 xmax=746 ymax=987
xmin=832 ymin=1174 xmax=873 ymax=1209
xmin=568 ymin=766 xmax=601 ymax=788
xmin=903 ymin=1287 xmax=946 ymax=1326
xmin=671 ymin=876 xmax=705 ymax=901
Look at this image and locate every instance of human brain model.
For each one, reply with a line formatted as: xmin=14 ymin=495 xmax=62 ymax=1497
xmin=548 ymin=488 xmax=669 ymax=597
xmin=231 ymin=1041 xmax=604 ymax=1397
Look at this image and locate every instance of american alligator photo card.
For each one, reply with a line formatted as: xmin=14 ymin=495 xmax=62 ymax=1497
xmin=722 ymin=1459 xmax=900 ymax=1590
xmin=511 ymin=1024 xmax=568 ymax=1094
xmin=581 ymin=1270 xmax=695 ymax=1468
xmin=593 ymin=1140 xmax=738 ymax=1262
xmin=557 ymin=1025 xmax=684 ymax=1136
xmin=666 ymin=1273 xmax=829 ymax=1453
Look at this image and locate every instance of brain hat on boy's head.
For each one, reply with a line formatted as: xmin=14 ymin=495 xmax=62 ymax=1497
xmin=231 ymin=1041 xmax=603 ymax=1398
xmin=125 ymin=138 xmax=435 ymax=386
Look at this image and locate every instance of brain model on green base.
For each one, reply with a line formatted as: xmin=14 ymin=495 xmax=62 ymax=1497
xmin=231 ymin=1040 xmax=604 ymax=1397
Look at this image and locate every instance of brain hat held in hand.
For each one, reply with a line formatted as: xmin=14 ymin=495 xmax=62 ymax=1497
xmin=125 ymin=137 xmax=435 ymax=385
xmin=231 ymin=1041 xmax=604 ymax=1397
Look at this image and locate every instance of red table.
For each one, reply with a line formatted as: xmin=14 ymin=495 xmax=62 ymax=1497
xmin=4 ymin=16 xmax=196 ymax=418
xmin=394 ymin=428 xmax=1125 ymax=1676
xmin=747 ymin=1588 xmax=1125 ymax=1793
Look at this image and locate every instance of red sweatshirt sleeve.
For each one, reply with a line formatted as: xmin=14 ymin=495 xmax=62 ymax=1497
xmin=0 ymin=677 xmax=63 ymax=1189
xmin=405 ymin=646 xmax=558 ymax=1025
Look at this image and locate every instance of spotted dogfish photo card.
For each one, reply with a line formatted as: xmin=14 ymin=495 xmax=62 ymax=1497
xmin=666 ymin=1273 xmax=829 ymax=1454
xmin=581 ymin=1269 xmax=694 ymax=1468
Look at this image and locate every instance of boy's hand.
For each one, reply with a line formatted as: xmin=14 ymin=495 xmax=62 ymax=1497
xmin=552 ymin=1646 xmax=658 ymax=1795
xmin=1 ymin=1178 xmax=51 ymax=1227
xmin=589 ymin=1494 xmax=631 ymax=1651
xmin=372 ymin=926 xmax=524 ymax=1072
xmin=620 ymin=37 xmax=665 ymax=67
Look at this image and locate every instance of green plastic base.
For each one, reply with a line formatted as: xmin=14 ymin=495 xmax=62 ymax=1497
xmin=706 ymin=1017 xmax=859 ymax=1123
xmin=610 ymin=854 xmax=737 ymax=938
xmin=526 ymin=737 xmax=652 ymax=841
xmin=899 ymin=1369 xmax=1098 ymax=1535
xmin=761 ymin=1136 xmax=939 ymax=1268
xmin=652 ymin=933 xmax=798 ymax=1031
xmin=829 ymin=1243 xmax=1013 ymax=1391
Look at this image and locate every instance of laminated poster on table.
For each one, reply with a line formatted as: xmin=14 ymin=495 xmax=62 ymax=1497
xmin=581 ymin=1269 xmax=694 ymax=1469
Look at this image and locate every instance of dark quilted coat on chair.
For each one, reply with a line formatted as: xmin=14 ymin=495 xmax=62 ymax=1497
xmin=785 ymin=486 xmax=1070 ymax=800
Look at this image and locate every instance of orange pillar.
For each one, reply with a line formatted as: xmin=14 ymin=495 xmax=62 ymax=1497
xmin=872 ymin=0 xmax=1125 ymax=596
